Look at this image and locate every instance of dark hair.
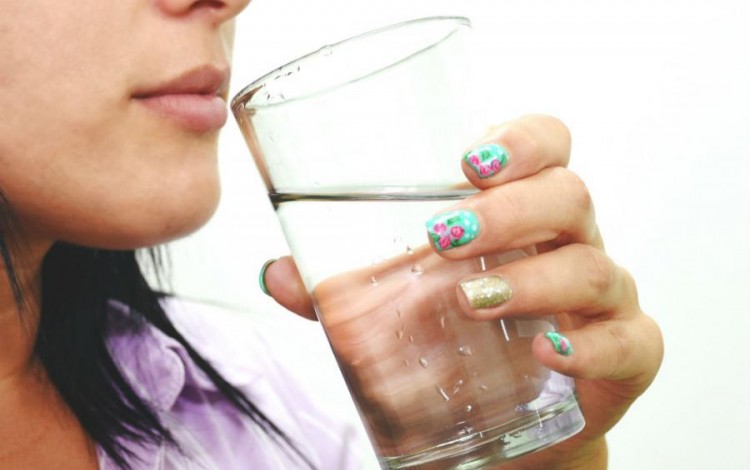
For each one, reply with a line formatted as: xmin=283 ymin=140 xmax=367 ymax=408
xmin=1 ymin=196 xmax=314 ymax=469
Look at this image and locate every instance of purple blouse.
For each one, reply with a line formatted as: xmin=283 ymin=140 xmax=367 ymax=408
xmin=97 ymin=299 xmax=367 ymax=470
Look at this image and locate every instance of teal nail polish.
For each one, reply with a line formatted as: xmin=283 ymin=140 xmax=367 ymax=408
xmin=258 ymin=259 xmax=276 ymax=296
xmin=464 ymin=144 xmax=509 ymax=178
xmin=545 ymin=331 xmax=574 ymax=356
xmin=425 ymin=210 xmax=480 ymax=251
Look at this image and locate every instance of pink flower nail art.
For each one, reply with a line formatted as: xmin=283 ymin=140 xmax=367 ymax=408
xmin=463 ymin=144 xmax=509 ymax=179
xmin=425 ymin=210 xmax=480 ymax=252
xmin=439 ymin=236 xmax=452 ymax=249
xmin=450 ymin=226 xmax=465 ymax=239
xmin=433 ymin=222 xmax=448 ymax=234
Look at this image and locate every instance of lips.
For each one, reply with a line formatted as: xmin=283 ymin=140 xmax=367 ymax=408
xmin=132 ymin=65 xmax=230 ymax=133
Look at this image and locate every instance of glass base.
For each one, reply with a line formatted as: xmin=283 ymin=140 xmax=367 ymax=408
xmin=380 ymin=395 xmax=584 ymax=470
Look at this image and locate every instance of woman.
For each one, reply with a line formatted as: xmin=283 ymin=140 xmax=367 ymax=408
xmin=0 ymin=0 xmax=662 ymax=469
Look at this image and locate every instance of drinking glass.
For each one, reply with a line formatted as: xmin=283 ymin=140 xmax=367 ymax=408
xmin=232 ymin=17 xmax=584 ymax=469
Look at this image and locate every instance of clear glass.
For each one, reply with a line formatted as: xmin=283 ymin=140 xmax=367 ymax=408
xmin=232 ymin=17 xmax=584 ymax=469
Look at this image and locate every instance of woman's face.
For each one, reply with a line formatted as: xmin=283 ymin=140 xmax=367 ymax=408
xmin=0 ymin=0 xmax=249 ymax=249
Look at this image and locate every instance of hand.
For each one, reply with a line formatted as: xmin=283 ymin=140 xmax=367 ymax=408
xmin=263 ymin=115 xmax=663 ymax=469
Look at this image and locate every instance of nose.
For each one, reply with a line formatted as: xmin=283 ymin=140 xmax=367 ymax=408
xmin=155 ymin=0 xmax=250 ymax=26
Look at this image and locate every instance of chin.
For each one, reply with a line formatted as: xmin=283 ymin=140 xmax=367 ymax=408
xmin=117 ymin=188 xmax=222 ymax=249
xmin=113 ymin=156 xmax=223 ymax=249
xmin=49 ymin=179 xmax=222 ymax=251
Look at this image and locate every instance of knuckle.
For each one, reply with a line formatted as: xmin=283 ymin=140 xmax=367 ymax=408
xmin=553 ymin=168 xmax=593 ymax=213
xmin=640 ymin=314 xmax=665 ymax=374
xmin=538 ymin=114 xmax=573 ymax=157
xmin=618 ymin=267 xmax=641 ymax=307
xmin=554 ymin=118 xmax=573 ymax=155
xmin=489 ymin=187 xmax=525 ymax=233
xmin=497 ymin=122 xmax=540 ymax=162
xmin=605 ymin=315 xmax=664 ymax=386
xmin=571 ymin=244 xmax=617 ymax=299
xmin=602 ymin=321 xmax=635 ymax=379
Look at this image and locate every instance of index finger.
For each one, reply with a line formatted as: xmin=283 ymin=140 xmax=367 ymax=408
xmin=462 ymin=114 xmax=572 ymax=189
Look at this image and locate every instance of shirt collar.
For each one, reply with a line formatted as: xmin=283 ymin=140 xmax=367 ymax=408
xmin=104 ymin=299 xmax=261 ymax=413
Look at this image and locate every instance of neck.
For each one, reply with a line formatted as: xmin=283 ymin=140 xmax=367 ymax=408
xmin=0 ymin=241 xmax=99 ymax=469
xmin=0 ymin=242 xmax=47 ymax=388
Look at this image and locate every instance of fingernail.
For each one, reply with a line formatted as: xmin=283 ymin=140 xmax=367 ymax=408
xmin=459 ymin=275 xmax=513 ymax=309
xmin=425 ymin=210 xmax=480 ymax=251
xmin=544 ymin=331 xmax=574 ymax=356
xmin=464 ymin=143 xmax=509 ymax=179
xmin=258 ymin=259 xmax=276 ymax=296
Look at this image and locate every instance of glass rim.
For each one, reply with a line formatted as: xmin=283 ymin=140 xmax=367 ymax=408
xmin=230 ymin=16 xmax=471 ymax=112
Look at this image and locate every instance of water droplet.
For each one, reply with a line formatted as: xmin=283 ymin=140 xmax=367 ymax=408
xmin=396 ymin=328 xmax=404 ymax=340
xmin=479 ymin=384 xmax=489 ymax=392
xmin=406 ymin=245 xmax=414 ymax=256
xmin=435 ymin=386 xmax=450 ymax=402
xmin=465 ymin=405 xmax=473 ymax=413
xmin=296 ymin=65 xmax=301 ymax=72
xmin=409 ymin=335 xmax=415 ymax=343
xmin=369 ymin=276 xmax=378 ymax=286
xmin=419 ymin=357 xmax=429 ymax=368
xmin=403 ymin=359 xmax=410 ymax=367
xmin=411 ymin=264 xmax=423 ymax=275
xmin=457 ymin=345 xmax=473 ymax=356
xmin=439 ymin=315 xmax=446 ymax=329
xmin=452 ymin=378 xmax=464 ymax=395
xmin=278 ymin=92 xmax=285 ymax=101
xmin=457 ymin=422 xmax=474 ymax=436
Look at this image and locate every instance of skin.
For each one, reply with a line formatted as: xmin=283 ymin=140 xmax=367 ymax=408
xmin=0 ymin=0 xmax=248 ymax=468
xmin=0 ymin=1 xmax=662 ymax=468
xmin=264 ymin=115 xmax=664 ymax=469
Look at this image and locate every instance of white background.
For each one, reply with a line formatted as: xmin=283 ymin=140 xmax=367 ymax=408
xmin=166 ymin=1 xmax=750 ymax=469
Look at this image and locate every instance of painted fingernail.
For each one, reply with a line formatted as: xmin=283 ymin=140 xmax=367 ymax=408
xmin=425 ymin=210 xmax=480 ymax=251
xmin=258 ymin=259 xmax=276 ymax=296
xmin=459 ymin=275 xmax=513 ymax=309
xmin=544 ymin=331 xmax=574 ymax=356
xmin=464 ymin=144 xmax=509 ymax=179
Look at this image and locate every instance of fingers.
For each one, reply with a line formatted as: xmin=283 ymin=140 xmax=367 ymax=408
xmin=262 ymin=256 xmax=317 ymax=321
xmin=454 ymin=241 xmax=664 ymax=386
xmin=456 ymin=244 xmax=638 ymax=319
xmin=449 ymin=115 xmax=664 ymax=395
xmin=461 ymin=115 xmax=571 ymax=189
xmin=533 ymin=314 xmax=664 ymax=385
xmin=427 ymin=167 xmax=599 ymax=258
xmin=426 ymin=115 xmax=597 ymax=257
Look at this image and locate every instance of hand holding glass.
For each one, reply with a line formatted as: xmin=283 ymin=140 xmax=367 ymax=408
xmin=232 ymin=17 xmax=584 ymax=469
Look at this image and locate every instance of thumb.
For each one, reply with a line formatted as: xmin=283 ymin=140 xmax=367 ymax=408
xmin=262 ymin=256 xmax=317 ymax=321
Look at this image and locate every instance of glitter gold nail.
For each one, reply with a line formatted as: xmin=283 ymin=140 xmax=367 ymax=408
xmin=459 ymin=275 xmax=512 ymax=309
